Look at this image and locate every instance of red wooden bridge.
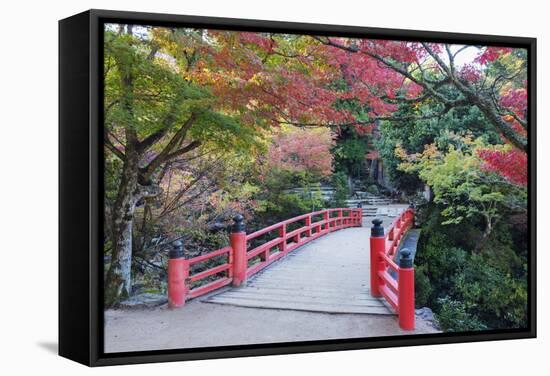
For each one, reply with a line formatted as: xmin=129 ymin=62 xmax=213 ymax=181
xmin=167 ymin=206 xmax=417 ymax=330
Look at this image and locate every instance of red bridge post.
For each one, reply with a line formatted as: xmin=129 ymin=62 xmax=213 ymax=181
xmin=168 ymin=240 xmax=189 ymax=308
xmin=369 ymin=219 xmax=385 ymax=297
xmin=398 ymin=248 xmax=415 ymax=330
xmin=279 ymin=223 xmax=287 ymax=253
xmin=231 ymin=214 xmax=247 ymax=287
xmin=324 ymin=210 xmax=330 ymax=233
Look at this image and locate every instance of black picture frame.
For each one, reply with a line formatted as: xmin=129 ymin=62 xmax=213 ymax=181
xmin=59 ymin=9 xmax=537 ymax=367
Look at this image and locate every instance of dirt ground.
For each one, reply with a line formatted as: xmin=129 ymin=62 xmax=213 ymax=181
xmin=104 ymin=299 xmax=438 ymax=353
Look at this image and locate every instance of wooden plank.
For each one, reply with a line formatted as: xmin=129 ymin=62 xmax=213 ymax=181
xmin=236 ymin=284 xmax=377 ymax=297
xmin=378 ymin=270 xmax=398 ymax=294
xmin=206 ymin=296 xmax=393 ymax=315
xmin=221 ymin=289 xmax=383 ymax=304
xmin=188 ymin=277 xmax=232 ymax=299
xmin=188 ymin=246 xmax=231 ymax=266
xmin=248 ymin=277 xmax=370 ymax=289
xmin=379 ymin=285 xmax=398 ymax=312
xmin=189 ymin=263 xmax=230 ymax=283
xmin=382 ymin=254 xmax=399 ymax=271
xmin=247 ymin=237 xmax=283 ymax=259
xmin=246 ymin=261 xmax=265 ymax=278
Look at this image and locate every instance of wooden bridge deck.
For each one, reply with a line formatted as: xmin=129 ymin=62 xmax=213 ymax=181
xmin=205 ymin=225 xmax=393 ymax=315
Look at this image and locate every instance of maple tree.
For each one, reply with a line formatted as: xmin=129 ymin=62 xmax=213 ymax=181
xmin=238 ymin=35 xmax=528 ymax=185
xmin=475 ymin=51 xmax=528 ymax=186
xmin=312 ymin=38 xmax=527 ymax=151
xmin=266 ymin=126 xmax=334 ymax=178
xmin=396 ymin=137 xmax=525 ymax=248
xmin=478 ymin=147 xmax=527 ymax=186
xmin=309 ymin=38 xmax=528 ymax=186
xmin=103 ymin=26 xmax=354 ymax=305
xmin=103 ymin=24 xmax=528 ymax=306
xmin=103 ymin=26 xmax=254 ymax=305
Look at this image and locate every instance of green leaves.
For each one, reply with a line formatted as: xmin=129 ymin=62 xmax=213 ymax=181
xmin=104 ymin=27 xmax=268 ymax=159
xmin=189 ymin=109 xmax=262 ymax=152
xmin=436 ymin=297 xmax=488 ymax=332
xmin=414 ymin=209 xmax=528 ymax=331
xmin=397 ymin=139 xmax=513 ymax=233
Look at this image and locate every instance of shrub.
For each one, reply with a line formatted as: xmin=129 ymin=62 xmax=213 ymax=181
xmin=414 ymin=211 xmax=528 ymax=331
xmin=415 ymin=231 xmax=468 ymax=300
xmin=255 ymin=191 xmax=324 ymax=226
xmin=436 ymin=297 xmax=488 ymax=332
xmin=330 ymin=171 xmax=348 ymax=207
xmin=413 ymin=202 xmax=527 ymax=330
xmin=454 ymin=253 xmax=528 ymax=329
xmin=414 ymin=265 xmax=432 ymax=308
xmin=366 ymin=184 xmax=380 ymax=195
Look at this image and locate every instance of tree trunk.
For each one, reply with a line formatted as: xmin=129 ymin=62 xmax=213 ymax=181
xmin=369 ymin=159 xmax=377 ymax=180
xmin=104 ymin=150 xmax=141 ymax=307
xmin=475 ymin=217 xmax=493 ymax=252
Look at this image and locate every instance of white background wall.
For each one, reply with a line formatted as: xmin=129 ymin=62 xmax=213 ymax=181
xmin=0 ymin=0 xmax=546 ymax=374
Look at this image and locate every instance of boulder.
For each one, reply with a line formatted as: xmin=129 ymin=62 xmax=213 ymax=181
xmin=416 ymin=307 xmax=439 ymax=328
xmin=119 ymin=293 xmax=167 ymax=310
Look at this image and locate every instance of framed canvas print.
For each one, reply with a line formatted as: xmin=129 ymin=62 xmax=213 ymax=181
xmin=59 ymin=9 xmax=536 ymax=366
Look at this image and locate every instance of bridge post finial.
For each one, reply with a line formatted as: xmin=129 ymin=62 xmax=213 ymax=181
xmin=167 ymin=240 xmax=189 ymax=309
xmin=232 ymin=214 xmax=245 ymax=233
xmin=398 ymin=248 xmax=415 ymax=331
xmin=399 ymin=248 xmax=413 ymax=269
xmin=169 ymin=240 xmax=184 ymax=259
xmin=371 ymin=218 xmax=384 ymax=237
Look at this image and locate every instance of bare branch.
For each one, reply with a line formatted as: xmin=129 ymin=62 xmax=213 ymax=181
xmin=140 ymin=113 xmax=197 ymax=181
xmin=104 ymin=134 xmax=125 ymax=160
xmin=103 ymin=125 xmax=126 ymax=160
xmin=165 ymin=140 xmax=202 ymax=161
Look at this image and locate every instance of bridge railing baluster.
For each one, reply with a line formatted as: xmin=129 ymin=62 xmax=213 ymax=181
xmin=279 ymin=223 xmax=286 ymax=253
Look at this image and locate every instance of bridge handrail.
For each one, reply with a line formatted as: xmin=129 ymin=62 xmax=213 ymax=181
xmin=167 ymin=207 xmax=363 ymax=308
xmin=245 ymin=208 xmax=356 ymax=241
xmin=370 ymin=207 xmax=416 ymax=330
xmin=385 ymin=208 xmax=414 ymax=256
xmin=245 ymin=208 xmax=362 ymax=279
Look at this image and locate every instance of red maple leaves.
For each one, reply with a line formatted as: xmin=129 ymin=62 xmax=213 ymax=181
xmin=184 ymin=31 xmax=527 ymax=186
xmin=475 ymin=47 xmax=513 ymax=65
xmin=478 ymin=148 xmax=527 ymax=186
xmin=267 ymin=128 xmax=334 ymax=177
